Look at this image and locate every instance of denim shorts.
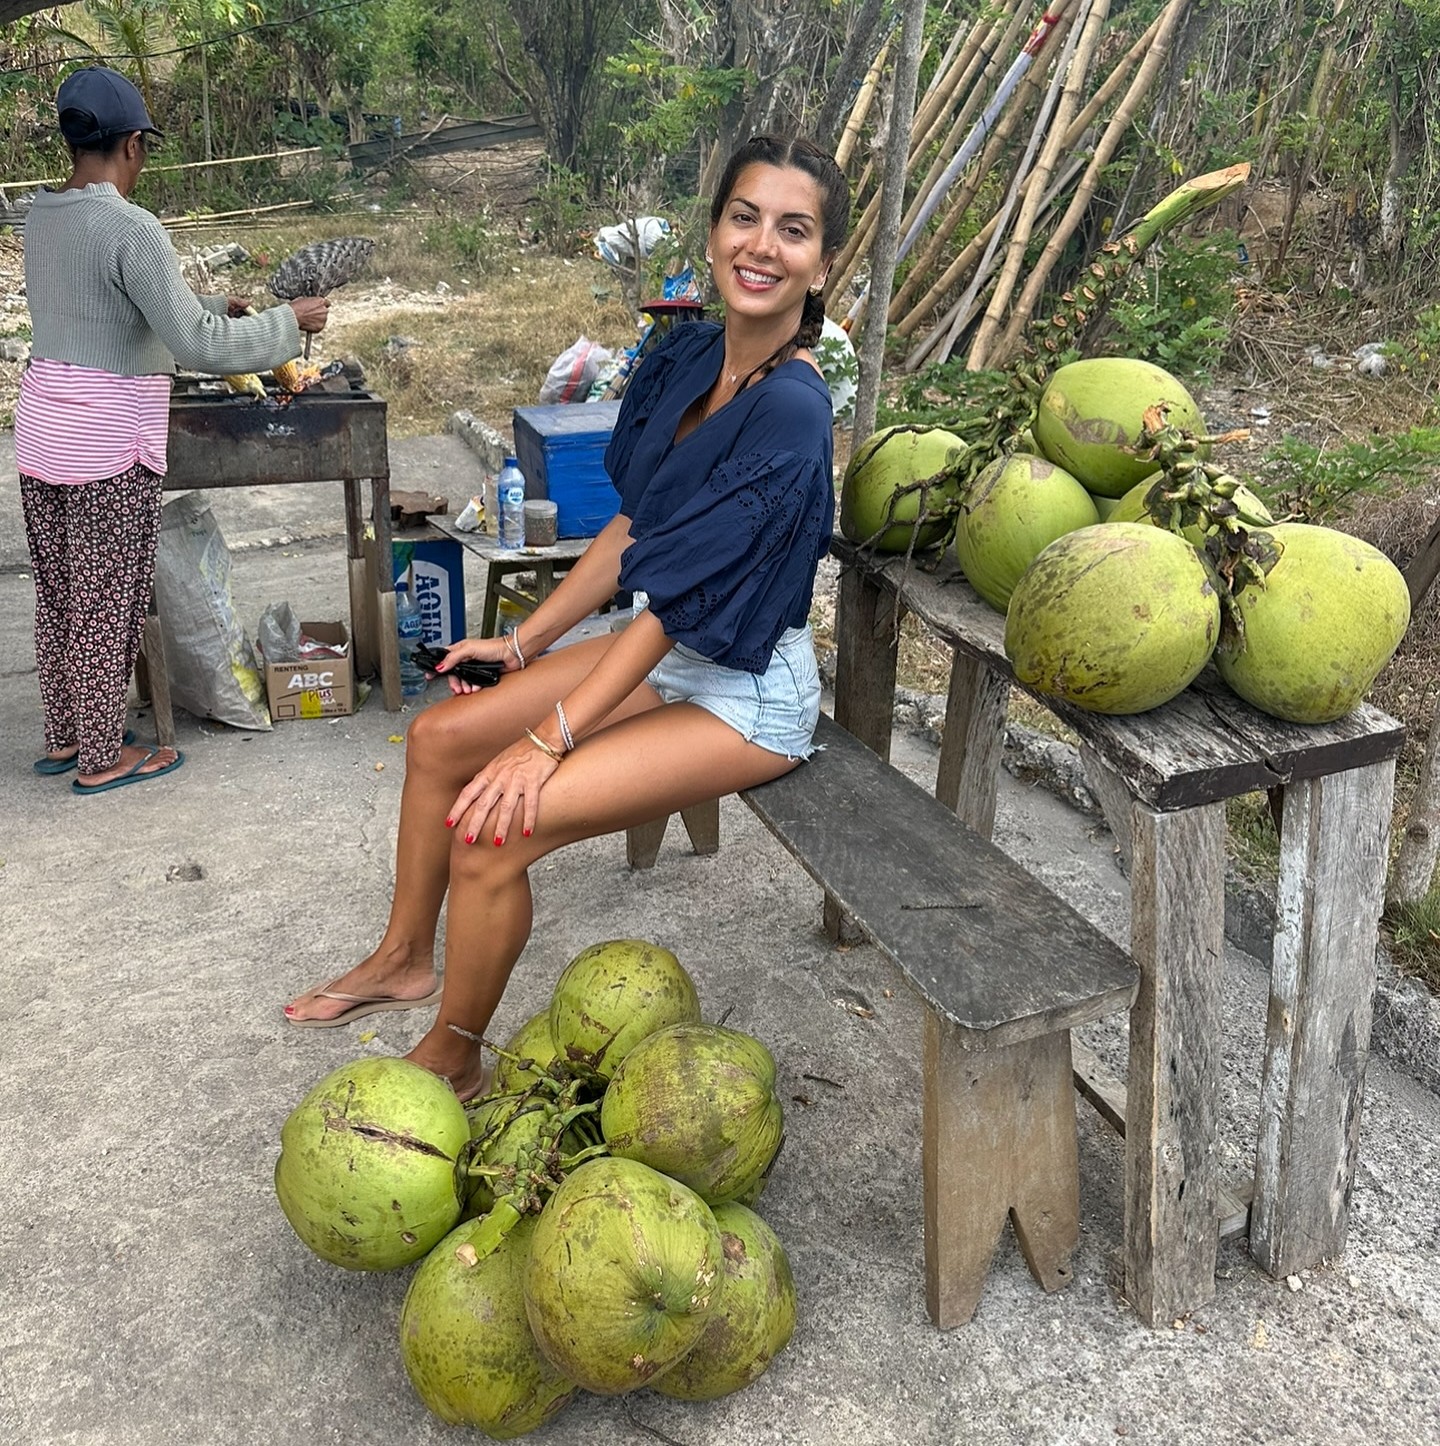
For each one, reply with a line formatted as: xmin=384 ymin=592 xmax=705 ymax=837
xmin=646 ymin=624 xmax=822 ymax=760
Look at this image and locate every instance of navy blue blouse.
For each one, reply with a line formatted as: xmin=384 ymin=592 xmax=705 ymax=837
xmin=605 ymin=320 xmax=834 ymax=673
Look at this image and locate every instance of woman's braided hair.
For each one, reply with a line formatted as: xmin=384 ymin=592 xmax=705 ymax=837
xmin=708 ymin=134 xmax=851 ymax=380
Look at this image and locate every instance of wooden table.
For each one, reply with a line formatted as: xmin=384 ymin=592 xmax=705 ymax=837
xmin=427 ymin=516 xmax=593 ymax=637
xmin=830 ymin=537 xmax=1405 ymax=1326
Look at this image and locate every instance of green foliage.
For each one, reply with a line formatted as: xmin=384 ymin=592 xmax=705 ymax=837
xmin=1254 ymin=427 xmax=1440 ymax=524
xmin=1383 ymin=889 xmax=1440 ymax=991
xmin=1090 ymin=230 xmax=1242 ymax=380
xmin=602 ymin=41 xmax=748 ymax=158
xmin=1225 ymin=793 xmax=1280 ymax=884
xmin=877 ymin=359 xmax=1030 ymax=431
xmin=528 ymin=161 xmax=594 ymax=254
xmin=423 ymin=209 xmax=503 ymax=271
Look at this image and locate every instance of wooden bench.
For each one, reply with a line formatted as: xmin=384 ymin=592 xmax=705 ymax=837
xmin=826 ymin=538 xmax=1404 ymax=1327
xmin=632 ymin=713 xmax=1138 ymax=1328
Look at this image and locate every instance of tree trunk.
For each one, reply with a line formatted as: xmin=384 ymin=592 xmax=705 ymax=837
xmin=812 ymin=0 xmax=889 ymax=149
xmin=1390 ymin=693 xmax=1440 ymax=905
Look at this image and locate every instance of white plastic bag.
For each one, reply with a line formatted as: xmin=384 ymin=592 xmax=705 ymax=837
xmin=593 ymin=216 xmax=670 ymax=267
xmin=151 ymin=492 xmax=272 ymax=729
xmin=539 ymin=336 xmax=613 ymax=405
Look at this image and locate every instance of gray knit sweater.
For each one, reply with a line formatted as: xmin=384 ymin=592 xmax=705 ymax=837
xmin=24 ymin=182 xmax=302 ymax=376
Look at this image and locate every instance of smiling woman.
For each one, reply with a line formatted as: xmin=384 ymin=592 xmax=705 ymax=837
xmin=281 ymin=135 xmax=855 ymax=1105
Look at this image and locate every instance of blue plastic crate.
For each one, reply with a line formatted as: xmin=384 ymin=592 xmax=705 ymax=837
xmin=512 ymin=402 xmax=622 ymax=539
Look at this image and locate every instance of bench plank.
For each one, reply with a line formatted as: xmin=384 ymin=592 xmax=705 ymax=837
xmin=831 ymin=539 xmax=1405 ymax=811
xmin=741 ymin=714 xmax=1137 ymax=1046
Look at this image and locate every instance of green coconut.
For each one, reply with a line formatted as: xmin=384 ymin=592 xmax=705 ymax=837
xmin=274 ymin=1057 xmax=468 ymax=1271
xmin=400 ymin=1213 xmax=577 ymax=1437
xmin=599 ymin=1024 xmax=784 ymax=1205
xmin=1004 ymin=522 xmax=1220 ymax=714
xmin=953 ymin=452 xmax=1100 ymax=613
xmin=1214 ymin=522 xmax=1410 ymax=723
xmin=839 ymin=424 xmax=969 ymax=552
xmin=524 ymin=1157 xmax=723 ymax=1395
xmin=548 ymin=939 xmax=701 ymax=1084
xmin=651 ymin=1202 xmax=797 ymax=1402
xmin=1033 ymin=357 xmax=1208 ymax=498
xmin=1107 ymin=476 xmax=1274 ymax=544
xmin=492 ymin=1010 xmax=563 ymax=1095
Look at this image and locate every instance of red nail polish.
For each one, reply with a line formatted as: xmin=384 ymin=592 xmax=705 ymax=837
xmin=463 ymin=833 xmax=475 ymax=844
xmin=522 ymin=828 xmax=532 ymax=837
xmin=494 ymin=836 xmax=503 ymax=847
xmin=445 ymin=817 xmax=455 ymax=828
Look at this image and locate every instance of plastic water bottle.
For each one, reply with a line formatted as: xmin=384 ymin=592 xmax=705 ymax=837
xmin=395 ymin=582 xmax=427 ymax=697
xmin=499 ymin=457 xmax=527 ymax=549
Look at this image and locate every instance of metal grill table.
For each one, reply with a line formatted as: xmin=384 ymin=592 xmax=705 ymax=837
xmin=144 ymin=383 xmax=401 ymax=742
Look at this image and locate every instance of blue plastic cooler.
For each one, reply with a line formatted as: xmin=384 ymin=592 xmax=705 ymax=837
xmin=511 ymin=401 xmax=622 ymax=539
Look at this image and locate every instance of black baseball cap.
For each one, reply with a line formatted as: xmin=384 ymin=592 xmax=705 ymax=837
xmin=56 ymin=66 xmax=164 ymax=146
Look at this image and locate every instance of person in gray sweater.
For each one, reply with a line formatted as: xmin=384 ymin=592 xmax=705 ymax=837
xmin=19 ymin=67 xmax=330 ymax=793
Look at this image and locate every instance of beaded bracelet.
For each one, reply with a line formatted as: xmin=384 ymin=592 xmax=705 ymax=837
xmin=506 ymin=630 xmax=526 ymax=669
xmin=524 ymin=727 xmax=564 ymax=763
xmin=555 ymin=701 xmax=575 ymax=753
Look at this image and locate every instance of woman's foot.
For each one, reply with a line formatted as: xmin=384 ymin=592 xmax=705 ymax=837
xmin=284 ymin=949 xmax=439 ymax=1025
xmin=407 ymin=1028 xmax=491 ymax=1102
xmin=75 ymin=743 xmax=179 ymax=789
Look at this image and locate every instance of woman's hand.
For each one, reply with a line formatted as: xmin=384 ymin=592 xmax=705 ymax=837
xmin=289 ymin=297 xmax=331 ymax=333
xmin=428 ymin=636 xmax=514 ymax=695
xmin=447 ymin=734 xmax=560 ymax=846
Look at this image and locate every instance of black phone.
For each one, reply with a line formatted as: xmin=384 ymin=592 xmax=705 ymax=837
xmin=412 ymin=643 xmax=503 ymax=687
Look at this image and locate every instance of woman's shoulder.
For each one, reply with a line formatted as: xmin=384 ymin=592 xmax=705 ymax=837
xmin=743 ymin=359 xmax=835 ymax=440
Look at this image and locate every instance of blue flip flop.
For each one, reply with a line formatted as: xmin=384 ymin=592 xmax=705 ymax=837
xmin=34 ymin=729 xmax=136 ymax=775
xmin=71 ymin=746 xmax=184 ymax=795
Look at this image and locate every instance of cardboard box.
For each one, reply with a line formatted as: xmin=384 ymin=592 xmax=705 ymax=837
xmin=263 ymin=621 xmax=355 ymax=720
xmin=512 ymin=401 xmax=622 ymax=538
xmin=391 ymin=537 xmax=466 ymax=647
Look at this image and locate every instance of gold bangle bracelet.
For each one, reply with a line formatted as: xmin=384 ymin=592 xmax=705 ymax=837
xmin=524 ymin=727 xmax=564 ymax=763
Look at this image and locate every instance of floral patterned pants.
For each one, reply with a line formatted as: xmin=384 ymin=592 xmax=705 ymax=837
xmin=20 ymin=463 xmax=163 ymax=774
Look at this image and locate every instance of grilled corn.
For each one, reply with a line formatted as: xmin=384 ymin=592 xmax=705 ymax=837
xmin=223 ymin=373 xmax=267 ymax=399
xmin=271 ymin=358 xmax=311 ymax=393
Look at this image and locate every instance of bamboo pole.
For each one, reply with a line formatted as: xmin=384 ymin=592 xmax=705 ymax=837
xmin=832 ymin=0 xmax=1046 ymax=312
xmin=834 ymin=34 xmax=893 ymax=171
xmin=898 ymin=151 xmax=1091 ymax=365
xmin=890 ymin=5 xmax=1166 ymax=332
xmin=866 ymin=34 xmax=1060 ymax=333
xmin=967 ymin=0 xmax=1110 ymax=368
xmin=821 ymin=0 xmax=1023 ymax=305
xmin=929 ymin=5 xmax=1086 ymax=368
xmin=894 ymin=0 xmax=1032 ymax=246
xmin=990 ymin=0 xmax=1193 ymax=367
xmin=853 ymin=0 xmax=930 ymax=443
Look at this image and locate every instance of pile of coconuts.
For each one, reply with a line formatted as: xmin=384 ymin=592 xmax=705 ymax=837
xmin=841 ymin=354 xmax=1410 ymax=723
xmin=274 ymin=938 xmax=796 ymax=1439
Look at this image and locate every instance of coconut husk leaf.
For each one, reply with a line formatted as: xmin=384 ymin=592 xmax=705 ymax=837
xmin=268 ymin=236 xmax=375 ymax=301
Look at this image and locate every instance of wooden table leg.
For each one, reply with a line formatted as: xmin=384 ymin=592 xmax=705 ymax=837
xmin=1249 ymin=759 xmax=1395 ymax=1278
xmin=344 ymin=478 xmax=374 ymax=683
xmin=369 ymin=472 xmax=402 ymax=711
xmin=934 ymin=653 xmax=1009 ymax=839
xmin=140 ymin=607 xmax=175 ymax=748
xmin=833 ymin=564 xmax=900 ymax=760
xmin=830 ymin=564 xmax=901 ymax=942
xmin=1124 ymin=799 xmax=1226 ymax=1325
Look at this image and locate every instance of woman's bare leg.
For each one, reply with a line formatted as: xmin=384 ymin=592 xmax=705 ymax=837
xmin=286 ymin=634 xmax=658 ymax=1021
xmin=404 ymin=701 xmax=800 ymax=1097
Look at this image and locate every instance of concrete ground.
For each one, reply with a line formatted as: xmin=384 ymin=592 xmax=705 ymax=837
xmin=2 ymin=431 xmax=1438 ymax=1446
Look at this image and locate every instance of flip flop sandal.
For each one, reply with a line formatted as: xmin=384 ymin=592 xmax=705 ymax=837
xmin=34 ymin=729 xmax=136 ymax=775
xmin=71 ymin=746 xmax=185 ymax=794
xmin=284 ymin=984 xmax=444 ymax=1029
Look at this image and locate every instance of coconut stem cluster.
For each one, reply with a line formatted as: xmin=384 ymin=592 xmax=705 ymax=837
xmin=1132 ymin=404 xmax=1282 ymax=646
